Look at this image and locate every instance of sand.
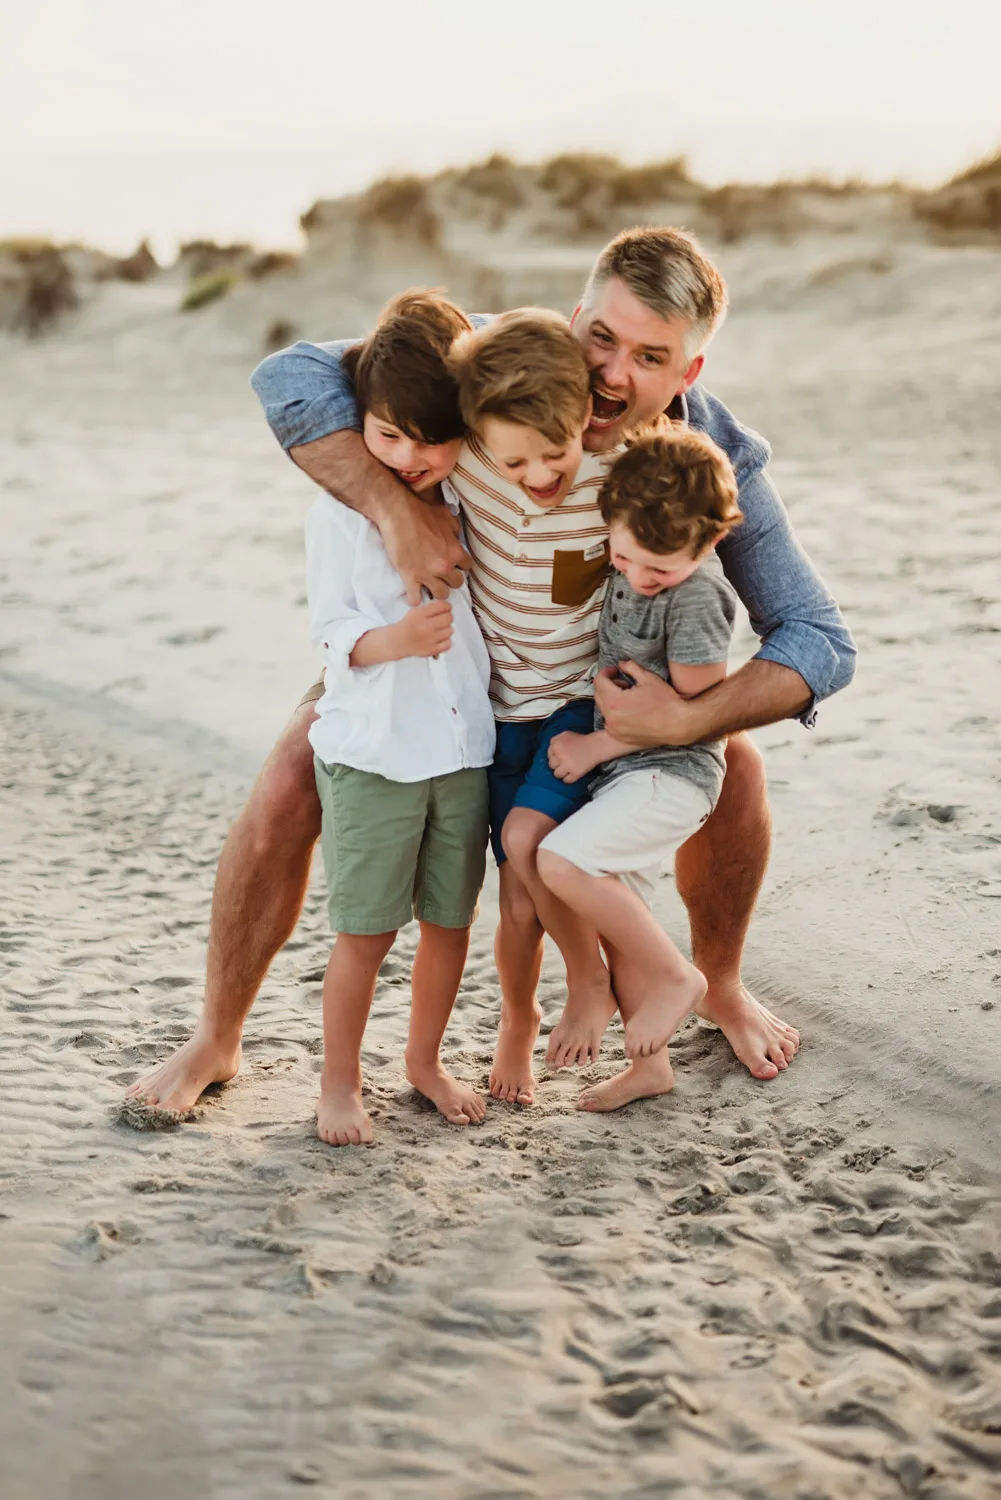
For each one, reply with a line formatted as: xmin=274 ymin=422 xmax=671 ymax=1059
xmin=2 ymin=228 xmax=1001 ymax=1498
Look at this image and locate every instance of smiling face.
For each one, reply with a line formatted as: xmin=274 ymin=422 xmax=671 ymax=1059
xmin=608 ymin=519 xmax=712 ymax=596
xmin=573 ymin=277 xmax=705 ymax=452
xmin=362 ymin=409 xmax=463 ymax=496
xmin=478 ymin=413 xmax=588 ymax=509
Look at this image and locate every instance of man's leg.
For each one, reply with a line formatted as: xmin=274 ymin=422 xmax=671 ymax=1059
xmin=501 ymin=808 xmax=616 ymax=1068
xmin=674 ymin=732 xmax=800 ymax=1079
xmin=126 ymin=700 xmax=322 ymax=1111
xmin=490 ymin=862 xmax=545 ymax=1105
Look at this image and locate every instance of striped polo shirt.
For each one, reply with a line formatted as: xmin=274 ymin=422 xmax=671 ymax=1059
xmin=445 ymin=435 xmax=616 ymax=722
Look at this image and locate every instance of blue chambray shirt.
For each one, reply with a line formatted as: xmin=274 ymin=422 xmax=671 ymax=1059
xmin=251 ymin=326 xmax=856 ymax=726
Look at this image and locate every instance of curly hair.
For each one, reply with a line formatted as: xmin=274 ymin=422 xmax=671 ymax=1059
xmin=598 ymin=425 xmax=743 ymax=556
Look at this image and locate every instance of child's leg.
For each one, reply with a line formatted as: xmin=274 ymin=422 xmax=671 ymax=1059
xmin=492 ymin=861 xmax=545 ymax=1104
xmin=536 ymin=851 xmax=705 ymax=1059
xmin=405 ymin=922 xmax=486 ymax=1125
xmin=318 ymin=929 xmax=397 ymax=1145
xmin=501 ymin=807 xmax=616 ymax=1067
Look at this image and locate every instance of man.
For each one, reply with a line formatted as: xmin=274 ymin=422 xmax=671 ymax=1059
xmin=127 ymin=227 xmax=855 ymax=1115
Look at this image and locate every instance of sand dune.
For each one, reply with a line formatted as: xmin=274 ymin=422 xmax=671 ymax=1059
xmin=2 ymin=201 xmax=1001 ymax=1496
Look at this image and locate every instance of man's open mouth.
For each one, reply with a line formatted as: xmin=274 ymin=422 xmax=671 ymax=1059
xmin=525 ymin=475 xmax=564 ymax=502
xmin=590 ymin=389 xmax=628 ymax=428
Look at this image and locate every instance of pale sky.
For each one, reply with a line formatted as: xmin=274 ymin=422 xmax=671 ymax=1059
xmin=2 ymin=0 xmax=998 ymax=253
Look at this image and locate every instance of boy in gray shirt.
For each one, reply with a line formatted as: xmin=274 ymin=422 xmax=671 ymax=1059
xmin=537 ymin=428 xmax=742 ymax=1113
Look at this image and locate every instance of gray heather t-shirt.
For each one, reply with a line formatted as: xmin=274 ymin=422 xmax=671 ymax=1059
xmin=594 ymin=551 xmax=737 ymax=806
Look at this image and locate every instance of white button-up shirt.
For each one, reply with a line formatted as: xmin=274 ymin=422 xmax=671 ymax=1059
xmin=305 ymin=493 xmax=496 ymax=782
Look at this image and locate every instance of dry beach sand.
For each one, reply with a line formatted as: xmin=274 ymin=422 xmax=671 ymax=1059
xmin=2 ymin=188 xmax=1001 ymax=1497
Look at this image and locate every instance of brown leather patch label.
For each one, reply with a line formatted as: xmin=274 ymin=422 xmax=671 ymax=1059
xmin=551 ymin=542 xmax=610 ymax=607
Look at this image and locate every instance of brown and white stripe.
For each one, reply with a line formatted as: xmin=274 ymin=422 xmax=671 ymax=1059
xmin=445 ymin=436 xmax=616 ymax=721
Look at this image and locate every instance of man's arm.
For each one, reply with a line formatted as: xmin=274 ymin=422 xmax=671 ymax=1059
xmin=252 ymin=339 xmax=468 ymax=603
xmin=595 ymin=658 xmax=810 ymax=748
xmin=291 ymin=430 xmax=469 ymax=604
xmin=718 ymin=466 xmax=856 ymax=726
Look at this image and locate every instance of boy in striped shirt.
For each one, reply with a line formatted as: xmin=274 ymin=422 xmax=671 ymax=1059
xmin=447 ymin=311 xmax=620 ymax=1104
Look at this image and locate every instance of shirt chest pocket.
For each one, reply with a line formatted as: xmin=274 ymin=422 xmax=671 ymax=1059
xmin=551 ymin=542 xmax=610 ymax=608
xmin=607 ymin=625 xmax=667 ymax=678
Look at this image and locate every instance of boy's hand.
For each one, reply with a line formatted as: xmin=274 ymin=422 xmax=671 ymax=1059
xmin=396 ymin=599 xmax=454 ymax=658
xmin=548 ymin=731 xmax=601 ymax=784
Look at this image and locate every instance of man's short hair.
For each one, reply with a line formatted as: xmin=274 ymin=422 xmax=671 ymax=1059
xmin=449 ymin=308 xmax=592 ymax=448
xmin=342 ymin=288 xmax=471 ymax=444
xmin=582 ymin=227 xmax=728 ymax=359
xmin=599 ymin=424 xmax=742 ymax=556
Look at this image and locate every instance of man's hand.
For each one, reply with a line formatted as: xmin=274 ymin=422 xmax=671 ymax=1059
xmin=594 ymin=662 xmax=696 ymax=748
xmin=289 ymin=430 xmax=470 ymax=604
xmin=547 ymin=731 xmax=602 ymax=784
xmin=382 ymin=501 xmax=470 ymax=606
xmin=395 ymin=599 xmax=454 ymax=659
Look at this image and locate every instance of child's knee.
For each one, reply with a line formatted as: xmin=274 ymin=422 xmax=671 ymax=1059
xmin=536 ymin=847 xmax=575 ymax=895
xmin=500 ymin=808 xmax=548 ymax=872
xmin=419 ymin=921 xmax=470 ymax=949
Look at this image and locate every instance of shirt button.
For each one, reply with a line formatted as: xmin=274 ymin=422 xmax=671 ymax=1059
xmin=611 ymin=613 xmax=618 ymax=622
xmin=616 ymin=591 xmax=623 ymax=599
xmin=451 ymin=708 xmax=457 ymax=715
xmin=522 ymin=517 xmax=530 ymax=526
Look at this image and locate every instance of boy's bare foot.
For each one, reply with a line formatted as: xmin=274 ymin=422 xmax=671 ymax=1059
xmin=489 ymin=1005 xmax=542 ymax=1105
xmin=695 ymin=981 xmax=800 ymax=1079
xmin=578 ymin=1050 xmax=675 ymax=1112
xmin=124 ymin=1027 xmax=241 ymax=1113
xmin=545 ymin=976 xmax=617 ymax=1069
xmin=315 ymin=1085 xmax=374 ymax=1147
xmin=625 ymin=965 xmax=707 ymax=1059
xmin=405 ymin=1059 xmax=487 ymax=1126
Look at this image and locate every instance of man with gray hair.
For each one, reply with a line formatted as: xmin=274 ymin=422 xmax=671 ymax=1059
xmin=126 ymin=225 xmax=855 ymax=1116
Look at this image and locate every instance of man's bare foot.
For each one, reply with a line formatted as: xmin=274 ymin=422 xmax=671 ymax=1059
xmin=696 ymin=981 xmax=800 ymax=1080
xmin=405 ymin=1058 xmax=487 ymax=1126
xmin=578 ymin=1050 xmax=675 ymax=1112
xmin=315 ymin=1085 xmax=374 ymax=1147
xmin=625 ymin=965 xmax=706 ymax=1059
xmin=124 ymin=1027 xmax=241 ymax=1113
xmin=489 ymin=1006 xmax=542 ymax=1105
xmin=545 ymin=976 xmax=617 ymax=1069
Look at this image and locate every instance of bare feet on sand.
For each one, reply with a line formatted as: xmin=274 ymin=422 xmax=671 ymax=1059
xmin=696 ymin=981 xmax=800 ymax=1080
xmin=578 ymin=1050 xmax=675 ymax=1112
xmin=405 ymin=1059 xmax=487 ymax=1126
xmin=125 ymin=1027 xmax=241 ymax=1113
xmin=489 ymin=1006 xmax=541 ymax=1105
xmin=315 ymin=1085 xmax=374 ymax=1147
xmin=545 ymin=977 xmax=617 ymax=1069
xmin=624 ymin=966 xmax=706 ymax=1060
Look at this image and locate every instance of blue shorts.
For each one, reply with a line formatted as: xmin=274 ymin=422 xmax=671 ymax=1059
xmin=487 ymin=697 xmax=596 ymax=863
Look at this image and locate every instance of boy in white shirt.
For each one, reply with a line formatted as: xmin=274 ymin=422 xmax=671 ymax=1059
xmin=306 ymin=292 xmax=495 ymax=1147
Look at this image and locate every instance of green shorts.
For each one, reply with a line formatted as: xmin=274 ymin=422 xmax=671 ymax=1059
xmin=314 ymin=760 xmax=489 ymax=935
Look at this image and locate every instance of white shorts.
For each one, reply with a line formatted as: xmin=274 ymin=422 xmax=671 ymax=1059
xmin=539 ymin=769 xmax=712 ymax=905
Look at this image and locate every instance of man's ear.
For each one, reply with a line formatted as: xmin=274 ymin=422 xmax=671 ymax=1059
xmin=569 ymin=302 xmax=582 ymax=328
xmin=679 ymin=353 xmax=704 ymax=394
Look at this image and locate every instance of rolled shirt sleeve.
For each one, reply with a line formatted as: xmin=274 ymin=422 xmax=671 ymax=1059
xmin=252 ymin=339 xmax=363 ymax=450
xmin=304 ymin=498 xmax=387 ymax=692
xmin=719 ymin=468 xmax=857 ymax=726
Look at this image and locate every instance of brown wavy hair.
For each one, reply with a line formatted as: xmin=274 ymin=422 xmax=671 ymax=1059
xmin=449 ymin=308 xmax=592 ymax=447
xmin=598 ymin=425 xmax=742 ymax=555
